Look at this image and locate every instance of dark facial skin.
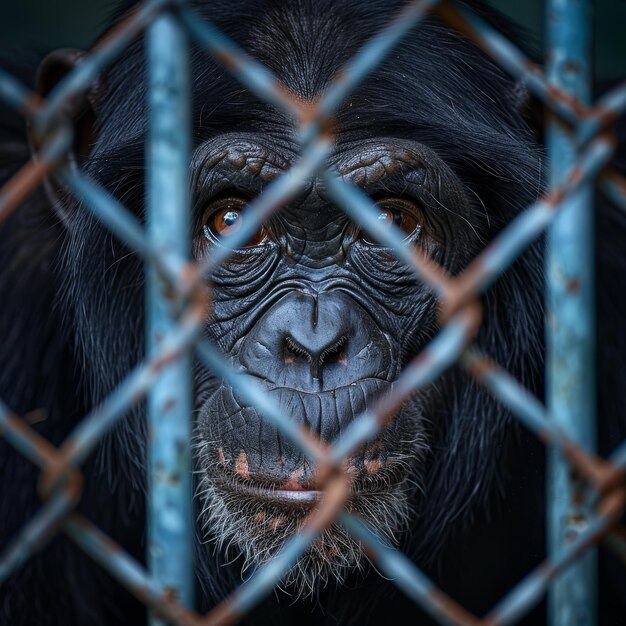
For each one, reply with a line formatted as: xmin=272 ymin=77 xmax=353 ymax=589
xmin=190 ymin=131 xmax=479 ymax=585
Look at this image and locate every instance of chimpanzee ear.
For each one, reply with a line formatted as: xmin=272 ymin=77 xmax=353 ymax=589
xmin=29 ymin=48 xmax=104 ymax=165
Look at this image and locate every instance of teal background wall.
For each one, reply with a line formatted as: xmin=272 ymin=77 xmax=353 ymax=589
xmin=0 ymin=1 xmax=624 ymax=79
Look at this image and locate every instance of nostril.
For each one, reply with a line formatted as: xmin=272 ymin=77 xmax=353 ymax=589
xmin=284 ymin=336 xmax=312 ymax=365
xmin=319 ymin=336 xmax=347 ymax=367
xmin=283 ymin=335 xmax=348 ymax=379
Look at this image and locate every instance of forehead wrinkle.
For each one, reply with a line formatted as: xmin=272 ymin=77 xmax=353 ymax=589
xmin=191 ymin=135 xmax=294 ymax=194
xmin=329 ymin=141 xmax=427 ymax=194
xmin=193 ymin=136 xmax=290 ymax=169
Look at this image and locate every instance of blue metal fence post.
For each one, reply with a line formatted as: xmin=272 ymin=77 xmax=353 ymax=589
xmin=545 ymin=1 xmax=596 ymax=625
xmin=146 ymin=11 xmax=194 ymax=624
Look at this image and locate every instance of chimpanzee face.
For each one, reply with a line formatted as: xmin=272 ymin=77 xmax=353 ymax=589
xmin=191 ymin=132 xmax=476 ymax=589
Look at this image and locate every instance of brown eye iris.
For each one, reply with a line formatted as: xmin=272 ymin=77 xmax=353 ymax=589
xmin=203 ymin=197 xmax=267 ymax=247
xmin=362 ymin=198 xmax=422 ymax=244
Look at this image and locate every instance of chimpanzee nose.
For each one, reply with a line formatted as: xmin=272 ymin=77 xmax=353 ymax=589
xmin=282 ymin=319 xmax=347 ymax=381
xmin=239 ymin=291 xmax=392 ymax=392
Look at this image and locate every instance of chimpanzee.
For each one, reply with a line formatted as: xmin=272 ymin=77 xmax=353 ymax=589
xmin=1 ymin=0 xmax=625 ymax=625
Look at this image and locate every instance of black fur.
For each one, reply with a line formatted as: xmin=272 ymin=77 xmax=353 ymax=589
xmin=1 ymin=1 xmax=625 ymax=625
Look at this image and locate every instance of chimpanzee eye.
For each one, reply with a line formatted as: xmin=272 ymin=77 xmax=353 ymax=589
xmin=360 ymin=197 xmax=422 ymax=245
xmin=202 ymin=196 xmax=267 ymax=247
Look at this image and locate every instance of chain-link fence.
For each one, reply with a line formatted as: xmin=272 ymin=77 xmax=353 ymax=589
xmin=1 ymin=0 xmax=625 ymax=625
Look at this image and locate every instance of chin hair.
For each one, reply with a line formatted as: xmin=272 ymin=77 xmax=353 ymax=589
xmin=193 ymin=436 xmax=425 ymax=600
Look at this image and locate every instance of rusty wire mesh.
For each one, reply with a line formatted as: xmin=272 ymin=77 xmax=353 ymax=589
xmin=1 ymin=0 xmax=626 ymax=625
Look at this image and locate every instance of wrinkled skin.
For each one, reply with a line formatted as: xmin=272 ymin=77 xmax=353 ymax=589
xmin=1 ymin=1 xmax=625 ymax=625
xmin=193 ymin=137 xmax=473 ymax=591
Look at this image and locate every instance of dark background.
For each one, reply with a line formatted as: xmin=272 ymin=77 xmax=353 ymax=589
xmin=0 ymin=0 xmax=625 ymax=80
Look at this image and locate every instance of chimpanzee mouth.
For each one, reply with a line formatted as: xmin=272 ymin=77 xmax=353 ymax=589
xmin=197 ymin=378 xmax=404 ymax=476
xmin=197 ymin=375 xmax=416 ymax=512
xmin=208 ymin=456 xmax=412 ymax=509
xmin=219 ymin=479 xmax=323 ymax=505
xmin=194 ymin=454 xmax=422 ymax=598
xmin=194 ymin=377 xmax=426 ymax=596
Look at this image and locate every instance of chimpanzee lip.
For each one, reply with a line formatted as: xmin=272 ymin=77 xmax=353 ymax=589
xmin=209 ymin=377 xmax=395 ymax=444
xmin=202 ymin=377 xmax=413 ymax=509
xmin=212 ymin=472 xmax=322 ymax=508
xmin=211 ymin=461 xmax=408 ymax=509
xmin=228 ymin=481 xmax=323 ymax=505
